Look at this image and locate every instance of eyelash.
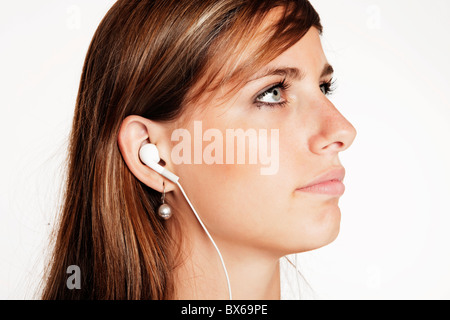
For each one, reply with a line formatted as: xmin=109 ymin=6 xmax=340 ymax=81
xmin=254 ymin=77 xmax=336 ymax=109
xmin=320 ymin=78 xmax=336 ymax=96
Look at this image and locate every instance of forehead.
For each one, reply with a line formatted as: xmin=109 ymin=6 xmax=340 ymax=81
xmin=210 ymin=7 xmax=326 ymax=92
xmin=220 ymin=6 xmax=325 ymax=74
xmin=262 ymin=27 xmax=327 ymax=77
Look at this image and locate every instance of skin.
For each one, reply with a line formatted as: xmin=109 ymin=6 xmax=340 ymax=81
xmin=118 ymin=20 xmax=357 ymax=299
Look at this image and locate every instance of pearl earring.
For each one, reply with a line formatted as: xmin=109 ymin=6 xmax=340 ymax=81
xmin=158 ymin=181 xmax=172 ymax=220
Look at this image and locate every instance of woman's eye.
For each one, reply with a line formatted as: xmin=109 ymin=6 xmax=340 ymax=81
xmin=256 ymin=87 xmax=283 ymax=103
xmin=254 ymin=79 xmax=290 ymax=108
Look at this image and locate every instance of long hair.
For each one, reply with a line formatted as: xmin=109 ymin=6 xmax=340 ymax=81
xmin=41 ymin=0 xmax=322 ymax=299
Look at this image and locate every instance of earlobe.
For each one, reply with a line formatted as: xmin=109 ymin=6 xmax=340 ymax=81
xmin=117 ymin=115 xmax=176 ymax=192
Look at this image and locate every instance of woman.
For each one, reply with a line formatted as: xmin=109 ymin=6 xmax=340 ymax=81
xmin=42 ymin=0 xmax=356 ymax=299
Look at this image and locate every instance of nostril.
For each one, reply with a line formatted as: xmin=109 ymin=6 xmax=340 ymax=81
xmin=323 ymin=141 xmax=344 ymax=151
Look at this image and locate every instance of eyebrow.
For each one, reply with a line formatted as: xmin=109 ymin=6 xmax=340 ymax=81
xmin=247 ymin=63 xmax=334 ymax=83
xmin=320 ymin=63 xmax=334 ymax=78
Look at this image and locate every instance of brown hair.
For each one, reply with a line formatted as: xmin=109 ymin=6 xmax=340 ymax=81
xmin=41 ymin=0 xmax=322 ymax=299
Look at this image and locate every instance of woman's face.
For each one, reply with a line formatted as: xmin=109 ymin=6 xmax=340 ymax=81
xmin=169 ymin=26 xmax=356 ymax=256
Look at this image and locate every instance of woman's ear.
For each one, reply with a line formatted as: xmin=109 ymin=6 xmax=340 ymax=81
xmin=117 ymin=115 xmax=176 ymax=192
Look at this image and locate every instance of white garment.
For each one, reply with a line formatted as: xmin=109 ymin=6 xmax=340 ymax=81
xmin=279 ymin=255 xmax=317 ymax=300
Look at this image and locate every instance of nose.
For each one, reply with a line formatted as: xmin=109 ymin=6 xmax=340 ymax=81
xmin=308 ymin=99 xmax=357 ymax=155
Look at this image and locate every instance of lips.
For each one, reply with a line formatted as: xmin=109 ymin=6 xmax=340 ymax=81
xmin=296 ymin=167 xmax=346 ymax=196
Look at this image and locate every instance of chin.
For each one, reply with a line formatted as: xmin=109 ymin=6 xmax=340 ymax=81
xmin=285 ymin=206 xmax=342 ymax=254
xmin=310 ymin=206 xmax=342 ymax=250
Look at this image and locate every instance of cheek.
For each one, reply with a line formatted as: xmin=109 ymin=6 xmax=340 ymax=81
xmin=183 ymin=161 xmax=276 ymax=236
xmin=175 ymin=131 xmax=341 ymax=255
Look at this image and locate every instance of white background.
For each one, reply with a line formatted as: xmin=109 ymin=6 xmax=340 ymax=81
xmin=1 ymin=0 xmax=449 ymax=299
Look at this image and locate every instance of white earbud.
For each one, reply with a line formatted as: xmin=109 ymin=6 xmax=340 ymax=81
xmin=138 ymin=142 xmax=232 ymax=300
xmin=139 ymin=143 xmax=179 ymax=183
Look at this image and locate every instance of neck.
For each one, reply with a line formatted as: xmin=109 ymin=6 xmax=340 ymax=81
xmin=167 ymin=207 xmax=281 ymax=300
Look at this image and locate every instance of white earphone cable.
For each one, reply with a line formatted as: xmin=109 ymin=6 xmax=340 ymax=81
xmin=176 ymin=181 xmax=233 ymax=300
